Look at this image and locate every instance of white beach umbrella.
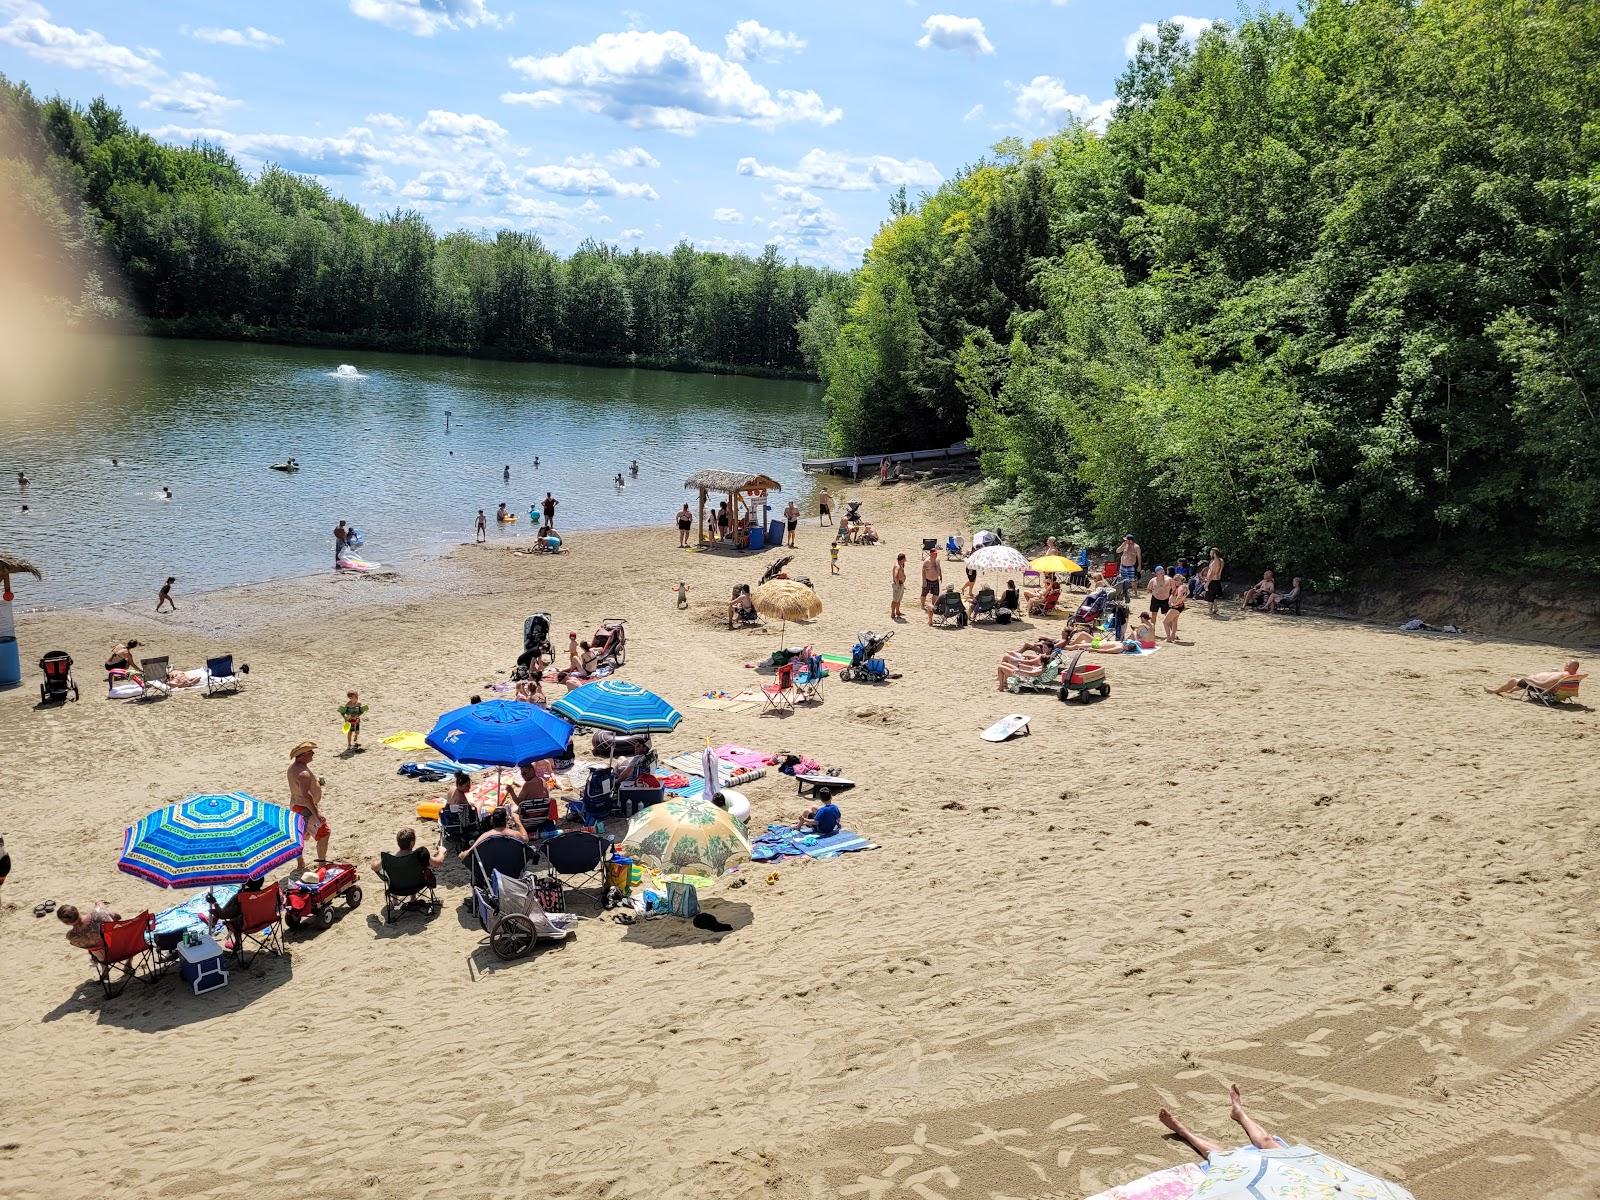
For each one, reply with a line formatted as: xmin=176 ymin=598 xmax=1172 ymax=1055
xmin=964 ymin=545 xmax=1031 ymax=573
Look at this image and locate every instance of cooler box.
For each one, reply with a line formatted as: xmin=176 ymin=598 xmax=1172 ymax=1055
xmin=619 ymin=781 xmax=665 ymax=814
xmin=177 ymin=933 xmax=229 ymax=995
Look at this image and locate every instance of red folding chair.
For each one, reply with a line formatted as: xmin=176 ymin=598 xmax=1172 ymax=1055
xmin=762 ymin=662 xmax=797 ymax=712
xmin=92 ymin=911 xmax=158 ymax=998
xmin=228 ymin=882 xmax=285 ymax=966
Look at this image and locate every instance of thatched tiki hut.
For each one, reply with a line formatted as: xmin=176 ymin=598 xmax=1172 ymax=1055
xmin=684 ymin=469 xmax=782 ymax=550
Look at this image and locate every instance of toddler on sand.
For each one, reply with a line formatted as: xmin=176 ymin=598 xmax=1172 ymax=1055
xmin=338 ymin=690 xmax=369 ymax=751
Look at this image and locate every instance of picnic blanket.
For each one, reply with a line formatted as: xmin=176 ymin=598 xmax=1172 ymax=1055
xmin=750 ymin=823 xmax=878 ymax=862
xmin=714 ymin=744 xmax=770 ymax=770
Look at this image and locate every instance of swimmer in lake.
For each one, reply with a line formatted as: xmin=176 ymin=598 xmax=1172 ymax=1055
xmin=17 ymin=472 xmax=28 ymax=487
xmin=162 ymin=486 xmax=172 ymax=499
xmin=614 ymin=473 xmax=625 ymax=487
xmin=503 ymin=464 xmax=510 ymax=483
xmin=630 ymin=459 xmax=639 ymax=477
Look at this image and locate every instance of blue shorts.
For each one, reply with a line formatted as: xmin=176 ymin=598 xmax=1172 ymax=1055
xmin=1119 ymin=564 xmax=1137 ymax=580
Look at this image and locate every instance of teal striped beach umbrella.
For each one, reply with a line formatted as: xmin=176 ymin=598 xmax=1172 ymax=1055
xmin=119 ymin=792 xmax=304 ymax=888
xmin=552 ymin=679 xmax=682 ymax=735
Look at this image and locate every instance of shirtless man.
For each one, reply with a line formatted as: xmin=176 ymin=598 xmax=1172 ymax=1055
xmin=287 ymin=741 xmax=330 ymax=869
xmin=818 ymin=488 xmax=832 ymax=527
xmin=1485 ymin=659 xmax=1585 ymax=696
xmin=1117 ymin=534 xmax=1142 ymax=595
xmin=890 ymin=553 xmax=907 ymax=621
xmin=1200 ymin=548 xmax=1226 ymax=616
xmin=333 ymin=520 xmax=348 ymax=565
xmin=783 ymin=500 xmax=801 ymax=548
xmin=1147 ymin=565 xmax=1173 ymax=617
xmin=921 ymin=547 xmax=943 ymax=624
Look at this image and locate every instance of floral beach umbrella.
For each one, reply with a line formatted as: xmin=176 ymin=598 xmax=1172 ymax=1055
xmin=1192 ymin=1144 xmax=1416 ymax=1199
xmin=621 ymin=792 xmax=751 ymax=877
xmin=964 ymin=545 xmax=1031 ymax=573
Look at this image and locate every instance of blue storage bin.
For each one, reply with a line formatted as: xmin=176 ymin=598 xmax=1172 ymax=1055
xmin=748 ymin=525 xmax=765 ymax=551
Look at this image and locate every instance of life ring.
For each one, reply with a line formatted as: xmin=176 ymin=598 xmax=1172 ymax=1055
xmin=497 ymin=513 xmax=517 ymax=524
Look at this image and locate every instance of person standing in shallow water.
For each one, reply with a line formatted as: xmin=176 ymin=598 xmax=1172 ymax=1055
xmin=474 ymin=509 xmax=487 ymax=543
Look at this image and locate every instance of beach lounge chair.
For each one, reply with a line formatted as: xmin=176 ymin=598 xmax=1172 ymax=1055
xmin=227 ymin=882 xmax=285 ymax=966
xmin=793 ymin=653 xmax=827 ymax=704
xmin=89 ymin=910 xmax=158 ymax=998
xmin=1006 ymin=651 xmax=1067 ymax=694
xmin=37 ymin=650 xmax=80 ymax=704
xmin=204 ymin=654 xmax=243 ymax=695
xmin=138 ymin=656 xmax=172 ymax=699
xmin=763 ymin=662 xmax=797 ymax=711
xmin=541 ymin=830 xmax=609 ymax=909
xmin=479 ymin=869 xmax=577 ymax=960
xmin=377 ymin=851 xmax=439 ymax=923
xmin=970 ymin=587 xmax=998 ymax=623
xmin=1526 ymin=676 xmax=1582 ymax=707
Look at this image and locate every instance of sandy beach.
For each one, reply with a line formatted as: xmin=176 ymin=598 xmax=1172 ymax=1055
xmin=1 ymin=480 xmax=1597 ymax=1200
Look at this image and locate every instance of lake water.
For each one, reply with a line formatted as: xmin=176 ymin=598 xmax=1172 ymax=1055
xmin=0 ymin=338 xmax=825 ymax=609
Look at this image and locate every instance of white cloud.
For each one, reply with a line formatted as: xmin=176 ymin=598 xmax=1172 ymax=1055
xmin=619 ymin=227 xmax=644 ymax=241
xmin=348 ymin=0 xmax=503 ymax=37
xmin=712 ymin=207 xmax=743 ymax=224
xmin=152 ymin=123 xmax=400 ymax=174
xmin=508 ymin=30 xmax=840 ymax=133
xmin=607 ymin=145 xmax=660 ymax=169
xmin=416 ymin=109 xmax=507 ymax=144
xmin=0 ymin=8 xmax=238 ymax=115
xmin=916 ymin=14 xmax=994 ymax=56
xmin=1124 ymin=14 xmax=1213 ymax=57
xmin=724 ymin=19 xmax=805 ymax=62
xmin=736 ymin=148 xmax=941 ymax=192
xmin=524 ymin=162 xmax=659 ymax=200
xmin=963 ymin=103 xmax=985 ymax=123
xmin=1012 ymin=75 xmax=1117 ymax=130
xmin=186 ymin=25 xmax=282 ymax=49
xmin=365 ymin=112 xmax=407 ymax=130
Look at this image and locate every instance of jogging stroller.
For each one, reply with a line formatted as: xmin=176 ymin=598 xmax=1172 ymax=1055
xmin=38 ymin=650 xmax=80 ymax=703
xmin=512 ymin=612 xmax=554 ymax=681
xmin=840 ymin=630 xmax=893 ymax=683
xmin=591 ymin=618 xmax=626 ymax=669
xmin=931 ymin=587 xmax=968 ymax=628
xmin=1071 ymin=587 xmax=1110 ymax=627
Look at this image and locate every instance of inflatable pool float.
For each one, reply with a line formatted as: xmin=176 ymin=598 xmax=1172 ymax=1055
xmin=497 ymin=514 xmax=517 ymax=524
xmin=269 ymin=462 xmax=299 ymax=473
xmin=337 ymin=557 xmax=380 ymax=573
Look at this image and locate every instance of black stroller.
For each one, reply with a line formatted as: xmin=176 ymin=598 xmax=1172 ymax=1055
xmin=511 ymin=612 xmax=553 ymax=681
xmin=844 ymin=499 xmax=863 ymax=523
xmin=39 ymin=650 xmax=80 ymax=703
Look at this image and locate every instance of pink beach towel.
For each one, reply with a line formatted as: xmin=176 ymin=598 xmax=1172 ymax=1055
xmin=713 ymin=744 xmax=771 ymax=770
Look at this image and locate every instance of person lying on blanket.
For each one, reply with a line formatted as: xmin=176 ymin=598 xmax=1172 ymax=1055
xmin=798 ymin=788 xmax=841 ymax=837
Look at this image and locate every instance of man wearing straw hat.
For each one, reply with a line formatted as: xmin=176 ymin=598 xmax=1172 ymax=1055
xmin=287 ymin=741 xmax=330 ymax=870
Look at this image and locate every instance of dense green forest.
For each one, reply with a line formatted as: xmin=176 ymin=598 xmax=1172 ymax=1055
xmin=802 ymin=0 xmax=1600 ymax=577
xmin=0 ymin=76 xmax=843 ymax=376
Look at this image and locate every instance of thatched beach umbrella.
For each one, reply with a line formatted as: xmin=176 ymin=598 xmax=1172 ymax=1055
xmin=753 ymin=579 xmax=822 ymax=647
xmin=0 ymin=552 xmax=41 ymax=599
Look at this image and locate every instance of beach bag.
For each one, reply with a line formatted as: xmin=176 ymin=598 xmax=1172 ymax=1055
xmin=666 ymin=880 xmax=700 ymax=918
xmin=606 ymin=855 xmax=635 ymax=896
xmin=534 ymin=874 xmax=564 ymax=914
xmin=995 ymin=608 xmax=1014 ymax=624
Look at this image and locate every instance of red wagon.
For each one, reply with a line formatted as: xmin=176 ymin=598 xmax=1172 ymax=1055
xmin=284 ymin=861 xmax=363 ymax=930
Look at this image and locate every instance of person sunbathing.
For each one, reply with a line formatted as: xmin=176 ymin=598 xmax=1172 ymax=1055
xmin=443 ymin=771 xmax=483 ymax=821
xmin=997 ymin=648 xmax=1046 ymax=690
xmin=1262 ymin=577 xmax=1302 ymax=612
xmin=1485 ymin=659 xmax=1584 ymax=696
xmin=515 ymin=675 xmax=547 ymax=704
xmin=1157 ymin=1084 xmax=1288 ymax=1163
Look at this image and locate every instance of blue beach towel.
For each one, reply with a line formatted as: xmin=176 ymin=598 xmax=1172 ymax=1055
xmin=750 ymin=823 xmax=878 ymax=862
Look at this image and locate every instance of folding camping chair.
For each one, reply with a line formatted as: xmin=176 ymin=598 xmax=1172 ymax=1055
xmin=763 ymin=661 xmax=797 ymax=711
xmin=377 ymin=851 xmax=440 ymax=923
xmin=226 ymin=882 xmax=285 ymax=966
xmin=541 ymin=831 xmax=609 ymax=911
xmin=89 ymin=910 xmax=159 ymax=998
xmin=204 ymin=654 xmax=243 ymax=696
xmin=138 ymin=656 xmax=172 ymax=698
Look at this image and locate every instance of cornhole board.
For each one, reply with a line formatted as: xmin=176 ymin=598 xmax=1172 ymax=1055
xmin=981 ymin=713 xmax=1031 ymax=742
xmin=794 ymin=773 xmax=856 ymax=799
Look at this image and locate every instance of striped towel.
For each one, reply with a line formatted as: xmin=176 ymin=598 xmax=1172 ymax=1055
xmin=414 ymin=760 xmax=491 ymax=775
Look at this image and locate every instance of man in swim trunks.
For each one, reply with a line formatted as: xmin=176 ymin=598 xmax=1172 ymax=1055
xmin=1201 ymin=548 xmax=1225 ymax=615
xmin=783 ymin=500 xmax=800 ymax=547
xmin=1485 ymin=659 xmax=1584 ymax=696
xmin=333 ymin=520 xmax=348 ymax=565
xmin=921 ymin=547 xmax=943 ymax=624
xmin=475 ymin=509 xmax=487 ymax=542
xmin=287 ymin=741 xmax=330 ymax=869
xmin=1147 ymin=565 xmax=1172 ymax=615
xmin=1117 ymin=534 xmax=1142 ymax=594
xmin=891 ymin=553 xmax=907 ymax=620
xmin=818 ymin=489 xmax=832 ymax=527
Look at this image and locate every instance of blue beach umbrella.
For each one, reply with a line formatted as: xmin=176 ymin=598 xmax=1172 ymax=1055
xmin=425 ymin=699 xmax=574 ymax=767
xmin=118 ymin=792 xmax=304 ymax=888
xmin=551 ymin=679 xmax=682 ymax=735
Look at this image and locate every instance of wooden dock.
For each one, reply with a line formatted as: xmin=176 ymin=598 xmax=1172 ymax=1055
xmin=800 ymin=441 xmax=973 ymax=477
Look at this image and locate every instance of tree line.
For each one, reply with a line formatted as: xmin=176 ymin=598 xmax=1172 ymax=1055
xmin=801 ymin=0 xmax=1600 ymax=579
xmin=0 ymin=76 xmax=845 ymax=376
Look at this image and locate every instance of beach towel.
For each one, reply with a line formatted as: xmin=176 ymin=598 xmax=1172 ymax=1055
xmin=1125 ymin=643 xmax=1160 ymax=657
xmin=750 ymin=823 xmax=878 ymax=862
xmin=382 ymin=731 xmax=431 ymax=753
xmin=1084 ymin=1164 xmax=1204 ymax=1200
xmin=821 ymin=652 xmax=852 ymax=666
xmin=714 ymin=744 xmax=771 ymax=770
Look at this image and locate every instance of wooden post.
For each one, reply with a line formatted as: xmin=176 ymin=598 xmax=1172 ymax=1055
xmin=696 ymin=486 xmax=707 ymax=546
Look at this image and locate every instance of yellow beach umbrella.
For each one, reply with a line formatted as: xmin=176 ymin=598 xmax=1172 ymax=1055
xmin=1031 ymin=555 xmax=1084 ymax=575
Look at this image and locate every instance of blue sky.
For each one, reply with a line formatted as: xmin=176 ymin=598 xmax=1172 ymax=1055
xmin=0 ymin=1 xmax=1235 ymax=268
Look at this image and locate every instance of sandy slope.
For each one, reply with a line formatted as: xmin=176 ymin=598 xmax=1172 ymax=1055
xmin=1 ymin=481 xmax=1596 ymax=1200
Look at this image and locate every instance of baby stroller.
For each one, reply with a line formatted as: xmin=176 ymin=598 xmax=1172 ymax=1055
xmin=840 ymin=629 xmax=893 ymax=683
xmin=1071 ymin=587 xmax=1110 ymax=627
xmin=844 ymin=499 xmax=863 ymax=524
xmin=38 ymin=650 xmax=80 ymax=704
xmin=931 ymin=587 xmax=968 ymax=628
xmin=591 ymin=618 xmax=626 ymax=669
xmin=511 ymin=612 xmax=553 ymax=681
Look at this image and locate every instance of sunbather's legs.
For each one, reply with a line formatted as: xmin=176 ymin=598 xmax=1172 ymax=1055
xmin=1484 ymin=677 xmax=1525 ymax=695
xmin=1229 ymin=1085 xmax=1279 ymax=1150
xmin=1158 ymin=1108 xmax=1223 ymax=1160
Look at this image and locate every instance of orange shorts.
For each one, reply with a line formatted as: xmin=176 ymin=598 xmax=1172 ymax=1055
xmin=292 ymin=809 xmax=330 ymax=841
